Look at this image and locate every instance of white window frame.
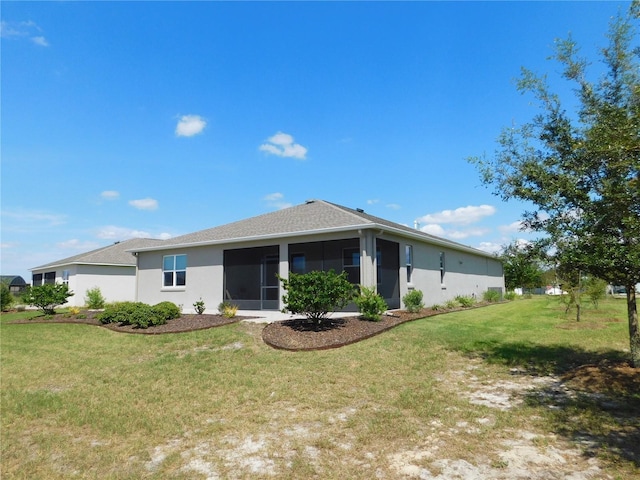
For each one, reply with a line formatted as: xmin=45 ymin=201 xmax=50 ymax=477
xmin=405 ymin=245 xmax=413 ymax=285
xmin=163 ymin=254 xmax=187 ymax=288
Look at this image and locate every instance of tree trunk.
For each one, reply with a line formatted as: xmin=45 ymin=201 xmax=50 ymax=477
xmin=628 ymin=285 xmax=639 ymax=368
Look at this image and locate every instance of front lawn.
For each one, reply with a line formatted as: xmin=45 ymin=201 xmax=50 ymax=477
xmin=1 ymin=296 xmax=637 ymax=479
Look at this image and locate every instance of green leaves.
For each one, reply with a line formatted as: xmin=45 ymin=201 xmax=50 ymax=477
xmin=21 ymin=283 xmax=74 ymax=315
xmin=279 ymin=270 xmax=356 ymax=322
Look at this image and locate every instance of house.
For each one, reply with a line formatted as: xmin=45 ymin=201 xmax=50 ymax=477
xmin=130 ymin=200 xmax=504 ymax=313
xmin=0 ymin=275 xmax=28 ymax=294
xmin=30 ymin=238 xmax=165 ymax=307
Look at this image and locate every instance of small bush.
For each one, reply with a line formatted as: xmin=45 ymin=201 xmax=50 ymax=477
xmin=402 ymin=289 xmax=424 ymax=313
xmin=218 ymin=301 xmax=238 ymax=318
xmin=482 ymin=290 xmax=501 ymax=303
xmin=278 ymin=270 xmax=356 ymax=322
xmin=455 ymin=295 xmax=475 ymax=308
xmin=193 ymin=298 xmax=206 ymax=314
xmin=504 ymin=291 xmax=517 ymax=301
xmin=85 ymin=286 xmax=106 ymax=309
xmin=445 ymin=299 xmax=458 ymax=309
xmin=354 ymin=286 xmax=388 ymax=321
xmin=431 ymin=304 xmax=443 ymax=311
xmin=69 ymin=306 xmax=81 ymax=315
xmin=153 ymin=301 xmax=181 ymax=321
xmin=98 ymin=301 xmax=164 ymax=328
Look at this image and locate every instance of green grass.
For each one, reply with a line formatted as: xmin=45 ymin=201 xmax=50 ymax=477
xmin=1 ymin=296 xmax=637 ymax=479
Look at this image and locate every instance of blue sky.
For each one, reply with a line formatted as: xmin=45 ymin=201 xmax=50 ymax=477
xmin=1 ymin=1 xmax=628 ymax=281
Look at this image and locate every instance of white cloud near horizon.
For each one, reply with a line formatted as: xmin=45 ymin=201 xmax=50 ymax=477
xmin=418 ymin=204 xmax=496 ymax=226
xmin=57 ymin=239 xmax=101 ymax=251
xmin=263 ymin=192 xmax=292 ymax=210
xmin=129 ymin=198 xmax=158 ymax=211
xmin=95 ymin=226 xmax=171 ymax=240
xmin=175 ymin=114 xmax=206 ymax=137
xmin=476 ymin=242 xmax=502 ymax=254
xmin=259 ymin=132 xmax=308 ymax=160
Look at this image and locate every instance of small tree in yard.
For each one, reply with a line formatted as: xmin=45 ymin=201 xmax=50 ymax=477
xmin=278 ymin=270 xmax=356 ymax=323
xmin=22 ymin=283 xmax=74 ymax=315
xmin=469 ymin=3 xmax=640 ymax=366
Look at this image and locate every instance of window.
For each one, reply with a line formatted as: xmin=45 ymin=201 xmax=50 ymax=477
xmin=62 ymin=270 xmax=70 ymax=285
xmin=439 ymin=252 xmax=446 ymax=284
xmin=343 ymin=247 xmax=360 ymax=284
xmin=376 ymin=248 xmax=382 ymax=285
xmin=32 ymin=273 xmax=43 ymax=286
xmin=163 ymin=254 xmax=187 ymax=287
xmin=290 ymin=253 xmax=306 ymax=275
xmin=405 ymin=245 xmax=413 ymax=283
xmin=44 ymin=271 xmax=56 ymax=285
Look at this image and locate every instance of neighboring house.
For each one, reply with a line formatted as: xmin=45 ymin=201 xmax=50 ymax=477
xmin=0 ymin=275 xmax=28 ymax=294
xmin=30 ymin=238 xmax=165 ymax=307
xmin=130 ymin=200 xmax=504 ymax=313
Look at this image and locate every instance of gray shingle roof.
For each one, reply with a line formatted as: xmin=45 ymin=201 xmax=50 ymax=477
xmin=131 ymin=200 xmax=493 ymax=257
xmin=31 ymin=238 xmax=165 ymax=270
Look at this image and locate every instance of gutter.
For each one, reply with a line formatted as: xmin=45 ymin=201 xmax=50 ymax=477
xmin=127 ymin=223 xmax=498 ymax=260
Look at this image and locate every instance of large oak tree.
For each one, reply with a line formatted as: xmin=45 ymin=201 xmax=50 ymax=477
xmin=470 ymin=3 xmax=640 ymax=366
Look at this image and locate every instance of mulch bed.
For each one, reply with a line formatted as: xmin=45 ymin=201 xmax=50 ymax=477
xmin=7 ymin=311 xmax=243 ymax=335
xmin=262 ymin=309 xmax=443 ymax=351
xmin=7 ymin=304 xmax=493 ymax=347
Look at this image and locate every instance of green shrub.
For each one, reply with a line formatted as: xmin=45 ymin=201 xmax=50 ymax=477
xmin=431 ymin=304 xmax=443 ymax=311
xmin=445 ymin=299 xmax=458 ymax=309
xmin=99 ymin=301 xmax=164 ymax=328
xmin=1 ymin=283 xmax=14 ymax=312
xmin=279 ymin=270 xmax=356 ymax=323
xmin=354 ymin=286 xmax=388 ymax=321
xmin=584 ymin=276 xmax=607 ymax=309
xmin=482 ymin=290 xmax=501 ymax=303
xmin=455 ymin=295 xmax=475 ymax=308
xmin=504 ymin=291 xmax=518 ymax=301
xmin=193 ymin=298 xmax=206 ymax=314
xmin=153 ymin=301 xmax=181 ymax=321
xmin=218 ymin=302 xmax=238 ymax=318
xmin=21 ymin=283 xmax=74 ymax=315
xmin=84 ymin=286 xmax=106 ymax=309
xmin=402 ymin=289 xmax=424 ymax=313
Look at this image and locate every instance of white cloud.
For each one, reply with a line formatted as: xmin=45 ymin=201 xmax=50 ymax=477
xmin=259 ymin=132 xmax=308 ymax=160
xmin=447 ymin=228 xmax=491 ymax=240
xmin=31 ymin=36 xmax=48 ymax=47
xmin=96 ymin=226 xmax=151 ymax=240
xmin=386 ymin=203 xmax=401 ymax=210
xmin=418 ymin=205 xmax=496 ymax=226
xmin=175 ymin=114 xmax=206 ymax=137
xmin=263 ymin=192 xmax=292 ymax=210
xmin=499 ymin=220 xmax=524 ymax=234
xmin=1 ymin=20 xmax=49 ymax=46
xmin=157 ymin=232 xmax=173 ymax=240
xmin=420 ymin=224 xmax=446 ymax=236
xmin=367 ymin=199 xmax=379 ymax=205
xmin=475 ymin=242 xmax=503 ymax=254
xmin=57 ymin=239 xmax=100 ymax=250
xmin=101 ymin=190 xmax=120 ymax=200
xmin=1 ymin=209 xmax=66 ymax=232
xmin=129 ymin=198 xmax=158 ymax=211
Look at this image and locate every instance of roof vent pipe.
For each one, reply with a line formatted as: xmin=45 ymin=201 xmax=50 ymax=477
xmin=414 ymin=220 xmax=420 ymax=230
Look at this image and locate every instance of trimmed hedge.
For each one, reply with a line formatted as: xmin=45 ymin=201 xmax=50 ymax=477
xmin=98 ymin=301 xmax=181 ymax=329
